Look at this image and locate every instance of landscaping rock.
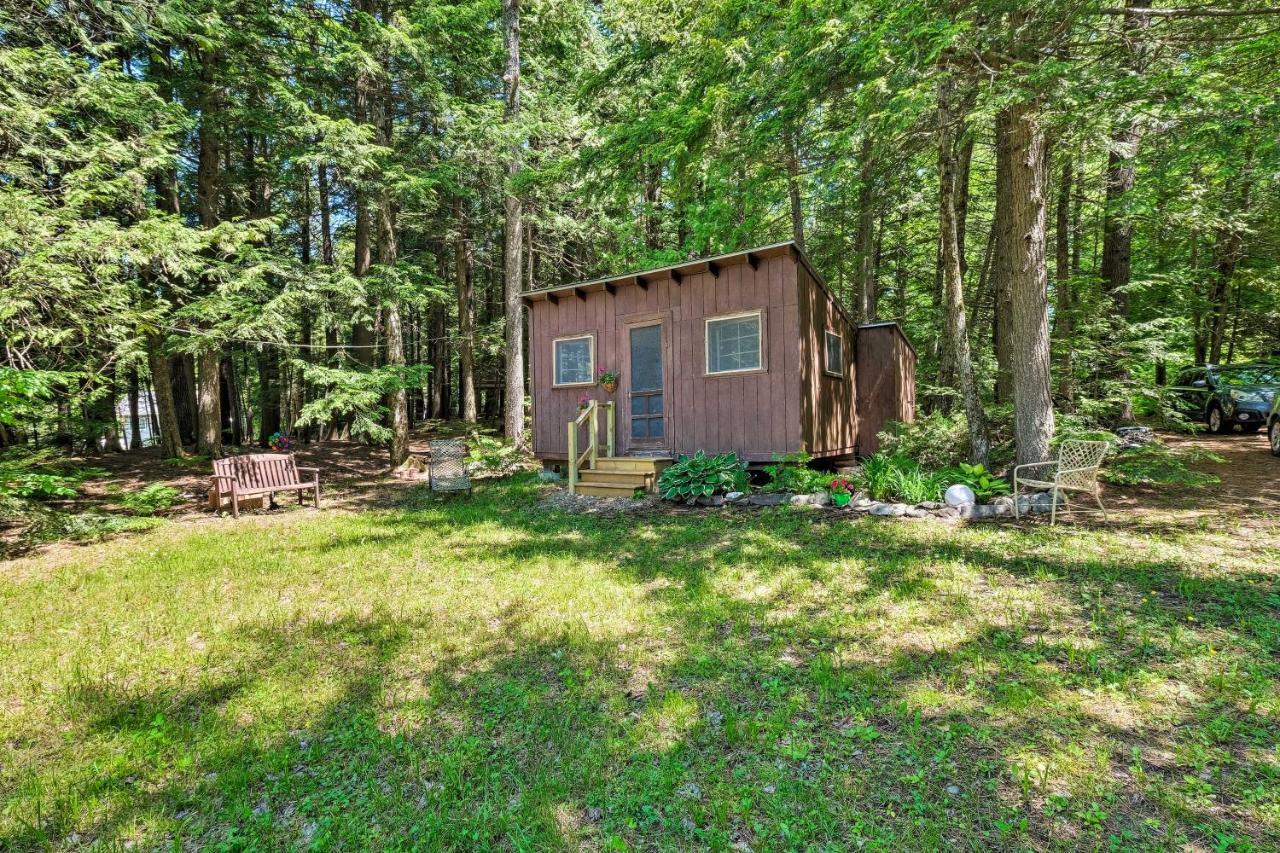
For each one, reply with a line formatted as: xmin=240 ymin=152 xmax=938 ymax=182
xmin=944 ymin=484 xmax=976 ymax=507
xmin=696 ymin=495 xmax=726 ymax=507
xmin=991 ymin=495 xmax=1030 ymax=515
xmin=749 ymin=493 xmax=788 ymax=507
xmin=918 ymin=501 xmax=942 ymax=510
xmin=726 ymin=491 xmax=746 ymax=502
xmin=904 ymin=507 xmax=929 ymax=518
xmin=1115 ymin=425 xmax=1155 ymax=449
xmin=1029 ymin=491 xmax=1064 ymax=513
xmin=789 ymin=492 xmax=831 ymax=507
xmin=812 ymin=492 xmax=831 ymax=507
xmin=959 ymin=503 xmax=1001 ymax=521
xmin=870 ymin=502 xmax=908 ymax=517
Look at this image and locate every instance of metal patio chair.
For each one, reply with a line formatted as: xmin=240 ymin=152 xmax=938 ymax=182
xmin=428 ymin=439 xmax=472 ymax=495
xmin=1012 ymin=439 xmax=1110 ymax=525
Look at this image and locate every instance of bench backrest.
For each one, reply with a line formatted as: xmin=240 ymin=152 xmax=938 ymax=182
xmin=213 ymin=453 xmax=300 ymax=490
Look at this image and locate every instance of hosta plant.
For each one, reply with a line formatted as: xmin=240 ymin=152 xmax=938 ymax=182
xmin=658 ymin=451 xmax=748 ymax=503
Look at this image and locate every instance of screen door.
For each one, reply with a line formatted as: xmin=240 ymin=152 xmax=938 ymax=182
xmin=628 ymin=324 xmax=665 ymax=447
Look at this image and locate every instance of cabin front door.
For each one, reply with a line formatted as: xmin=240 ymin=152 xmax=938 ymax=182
xmin=627 ymin=323 xmax=665 ymax=450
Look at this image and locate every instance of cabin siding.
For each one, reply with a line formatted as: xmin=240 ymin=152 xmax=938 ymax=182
xmin=529 ymin=253 xmax=801 ymax=462
xmin=796 ymin=262 xmax=859 ymax=459
xmin=527 ymin=243 xmax=915 ymax=464
xmin=855 ymin=324 xmax=917 ymax=455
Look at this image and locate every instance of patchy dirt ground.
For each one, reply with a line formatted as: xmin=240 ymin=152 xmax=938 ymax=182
xmin=1107 ymin=431 xmax=1280 ymax=527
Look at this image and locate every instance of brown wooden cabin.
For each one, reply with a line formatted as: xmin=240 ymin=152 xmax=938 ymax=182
xmin=522 ymin=241 xmax=916 ymax=475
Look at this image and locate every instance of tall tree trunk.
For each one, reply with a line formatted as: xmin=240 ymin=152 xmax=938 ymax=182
xmin=455 ymin=196 xmax=477 ymax=424
xmin=785 ymin=127 xmax=805 ymax=251
xmin=937 ymin=69 xmax=989 ymax=465
xmin=1054 ymin=156 xmax=1075 ymax=407
xmin=220 ymin=357 xmax=243 ymax=447
xmin=195 ymin=350 xmax=222 ymax=456
xmin=258 ymin=350 xmax=281 ymax=445
xmin=127 ymin=367 xmax=143 ymax=449
xmin=1099 ymin=0 xmax=1151 ymax=320
xmin=1209 ymin=167 xmax=1251 ymax=364
xmin=855 ymin=135 xmax=875 ymax=322
xmin=502 ymin=0 xmax=526 ymax=445
xmin=893 ymin=211 xmax=909 ymax=325
xmin=147 ymin=336 xmax=185 ymax=458
xmin=999 ymin=97 xmax=1055 ymax=466
xmin=351 ymin=52 xmax=375 ymax=369
xmin=372 ymin=67 xmax=409 ymax=465
xmin=993 ymin=111 xmax=1015 ymax=405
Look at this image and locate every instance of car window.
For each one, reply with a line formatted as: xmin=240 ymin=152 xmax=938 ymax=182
xmin=1176 ymin=369 xmax=1205 ymax=387
xmin=1216 ymin=366 xmax=1280 ymax=386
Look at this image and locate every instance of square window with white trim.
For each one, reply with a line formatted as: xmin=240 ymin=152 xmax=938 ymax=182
xmin=705 ymin=311 xmax=763 ymax=375
xmin=553 ymin=335 xmax=594 ymax=386
xmin=824 ymin=330 xmax=843 ymax=376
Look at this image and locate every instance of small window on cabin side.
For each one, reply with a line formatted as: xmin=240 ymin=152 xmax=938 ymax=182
xmin=705 ymin=311 xmax=762 ymax=375
xmin=553 ymin=335 xmax=593 ymax=386
xmin=824 ymin=331 xmax=843 ymax=377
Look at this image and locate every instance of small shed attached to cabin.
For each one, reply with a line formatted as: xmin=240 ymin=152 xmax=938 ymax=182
xmin=522 ymin=241 xmax=915 ymax=471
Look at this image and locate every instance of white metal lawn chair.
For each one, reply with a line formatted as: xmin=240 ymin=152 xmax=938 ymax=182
xmin=1012 ymin=439 xmax=1110 ymax=525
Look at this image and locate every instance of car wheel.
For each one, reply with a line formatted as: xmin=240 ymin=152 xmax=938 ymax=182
xmin=1271 ymin=420 xmax=1280 ymax=457
xmin=1207 ymin=404 xmax=1226 ymax=434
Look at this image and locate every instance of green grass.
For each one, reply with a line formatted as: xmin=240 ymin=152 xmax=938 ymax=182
xmin=1 ymin=476 xmax=1278 ymax=850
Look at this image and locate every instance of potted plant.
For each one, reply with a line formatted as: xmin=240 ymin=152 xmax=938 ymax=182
xmin=268 ymin=431 xmax=294 ymax=452
xmin=827 ymin=477 xmax=853 ymax=507
xmin=597 ymin=368 xmax=620 ymax=394
xmin=578 ymin=395 xmax=593 ymax=412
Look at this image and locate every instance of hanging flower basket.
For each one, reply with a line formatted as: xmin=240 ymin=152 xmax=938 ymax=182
xmin=597 ymin=368 xmax=620 ymax=394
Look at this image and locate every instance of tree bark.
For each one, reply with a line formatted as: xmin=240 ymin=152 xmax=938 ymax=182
xmin=127 ymin=367 xmax=143 ymax=449
xmin=1054 ymin=155 xmax=1075 ymax=406
xmin=502 ymin=0 xmax=526 ymax=445
xmin=455 ymin=195 xmax=477 ymax=423
xmin=1099 ymin=0 xmax=1151 ymax=320
xmin=999 ymin=98 xmax=1055 ymax=466
xmin=195 ymin=350 xmax=222 ymax=457
xmin=993 ymin=111 xmax=1015 ymax=405
xmin=194 ymin=50 xmax=223 ymax=457
xmin=937 ymin=70 xmax=989 ymax=465
xmin=785 ymin=127 xmax=805 ymax=251
xmin=855 ymin=135 xmax=875 ymax=322
xmin=147 ymin=336 xmax=185 ymax=458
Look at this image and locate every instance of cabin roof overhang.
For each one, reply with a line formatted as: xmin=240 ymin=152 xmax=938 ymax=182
xmin=522 ymin=240 xmax=795 ymax=301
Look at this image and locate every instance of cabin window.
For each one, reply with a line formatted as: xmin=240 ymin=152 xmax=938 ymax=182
xmin=824 ymin=331 xmax=843 ymax=377
xmin=705 ymin=311 xmax=763 ymax=375
xmin=553 ymin=335 xmax=594 ymax=386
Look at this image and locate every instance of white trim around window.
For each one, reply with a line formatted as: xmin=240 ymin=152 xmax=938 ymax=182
xmin=823 ymin=329 xmax=844 ymax=377
xmin=705 ymin=310 xmax=765 ymax=376
xmin=552 ymin=334 xmax=595 ymax=387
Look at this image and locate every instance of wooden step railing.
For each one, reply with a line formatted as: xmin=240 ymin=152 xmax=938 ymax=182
xmin=567 ymin=400 xmax=615 ymax=494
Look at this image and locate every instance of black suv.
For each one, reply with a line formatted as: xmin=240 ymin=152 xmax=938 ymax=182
xmin=1269 ymin=393 xmax=1280 ymax=456
xmin=1169 ymin=363 xmax=1280 ymax=434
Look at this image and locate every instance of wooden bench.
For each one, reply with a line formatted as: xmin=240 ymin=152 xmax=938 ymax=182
xmin=209 ymin=453 xmax=320 ymax=517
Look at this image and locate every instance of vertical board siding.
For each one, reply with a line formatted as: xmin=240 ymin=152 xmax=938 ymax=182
xmin=795 ymin=263 xmax=859 ymax=459
xmin=855 ymin=325 xmax=917 ymax=455
xmin=531 ymin=252 xmax=840 ymax=462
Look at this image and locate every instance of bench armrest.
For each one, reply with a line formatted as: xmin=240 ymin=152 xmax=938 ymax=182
xmin=1012 ymin=461 xmax=1058 ymax=478
xmin=296 ymin=467 xmax=320 ymax=476
xmin=211 ymin=474 xmax=237 ymax=482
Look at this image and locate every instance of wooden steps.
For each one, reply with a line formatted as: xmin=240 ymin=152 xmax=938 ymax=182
xmin=574 ymin=456 xmax=671 ymax=498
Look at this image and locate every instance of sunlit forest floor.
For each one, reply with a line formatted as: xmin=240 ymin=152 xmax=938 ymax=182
xmin=2 ymin=437 xmax=1278 ymax=849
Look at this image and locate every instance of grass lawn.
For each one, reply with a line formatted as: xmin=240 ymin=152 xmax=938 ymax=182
xmin=2 ymin=475 xmax=1278 ymax=850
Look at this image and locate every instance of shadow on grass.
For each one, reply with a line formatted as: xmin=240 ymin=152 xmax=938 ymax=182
xmin=3 ymin=476 xmax=1277 ymax=849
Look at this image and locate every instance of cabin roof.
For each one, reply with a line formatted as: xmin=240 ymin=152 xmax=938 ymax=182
xmin=521 ymin=240 xmax=858 ymax=329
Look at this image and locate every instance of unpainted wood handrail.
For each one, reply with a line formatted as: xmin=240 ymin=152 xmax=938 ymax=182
xmin=567 ymin=400 xmax=615 ymax=494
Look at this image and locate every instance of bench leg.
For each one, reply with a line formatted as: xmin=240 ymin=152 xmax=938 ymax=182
xmin=313 ymin=481 xmax=321 ymax=509
xmin=231 ymin=492 xmax=240 ymax=519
